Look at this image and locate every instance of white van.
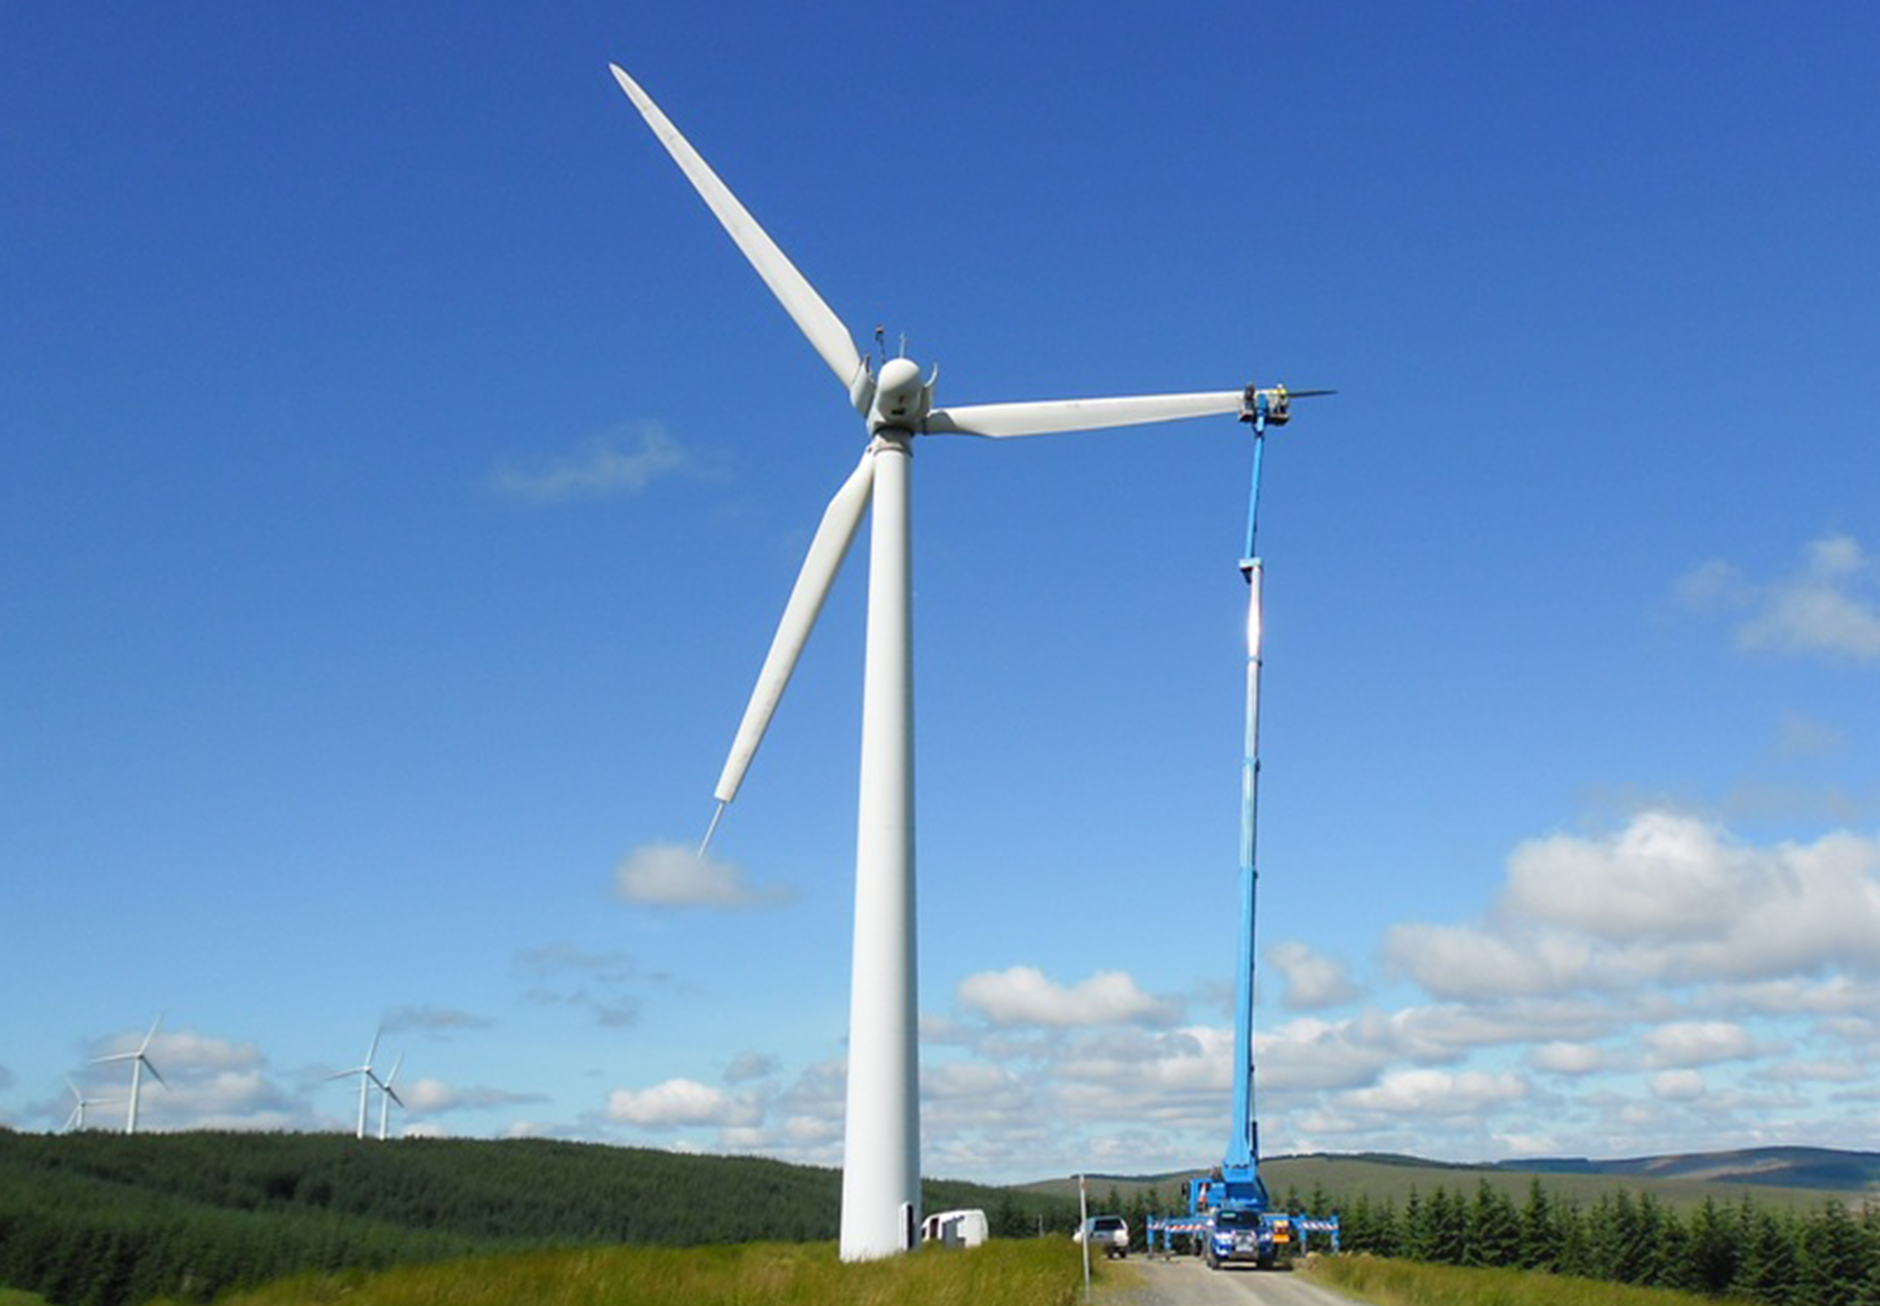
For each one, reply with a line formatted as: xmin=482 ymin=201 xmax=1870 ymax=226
xmin=922 ymin=1208 xmax=990 ymax=1248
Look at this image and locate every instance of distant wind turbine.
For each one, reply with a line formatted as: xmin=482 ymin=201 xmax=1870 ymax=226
xmin=376 ymin=1051 xmax=405 ymax=1141
xmin=608 ymin=63 xmax=1316 ymax=1259
xmin=93 ymin=1014 xmax=165 ymax=1135
xmin=328 ymin=1030 xmax=382 ymax=1140
xmin=63 ymin=1076 xmax=116 ymax=1133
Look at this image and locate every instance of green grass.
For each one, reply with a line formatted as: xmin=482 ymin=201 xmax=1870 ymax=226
xmin=180 ymin=1239 xmax=1105 ymax=1306
xmin=1303 ymin=1254 xmax=1723 ymax=1306
xmin=0 ymin=1289 xmax=50 ymax=1306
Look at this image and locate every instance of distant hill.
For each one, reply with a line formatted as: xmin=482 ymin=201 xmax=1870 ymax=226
xmin=1019 ymin=1146 xmax=1880 ymax=1215
xmin=1494 ymin=1146 xmax=1880 ymax=1191
xmin=0 ymin=1129 xmax=1079 ymax=1306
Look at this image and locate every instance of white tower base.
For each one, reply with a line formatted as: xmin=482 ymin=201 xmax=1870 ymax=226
xmin=839 ymin=436 xmax=920 ymax=1260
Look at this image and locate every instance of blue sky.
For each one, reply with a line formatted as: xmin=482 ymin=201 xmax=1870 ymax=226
xmin=5 ymin=2 xmax=1880 ymax=1182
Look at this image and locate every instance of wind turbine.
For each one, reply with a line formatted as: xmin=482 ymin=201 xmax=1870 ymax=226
xmin=610 ymin=63 xmax=1310 ymax=1260
xmin=92 ymin=1014 xmax=165 ymax=1135
xmin=63 ymin=1077 xmax=116 ymax=1133
xmin=328 ymin=1030 xmax=382 ymax=1140
xmin=376 ymin=1051 xmax=405 ymax=1141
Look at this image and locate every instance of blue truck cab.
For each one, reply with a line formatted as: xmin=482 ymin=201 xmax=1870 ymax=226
xmin=1207 ymin=1204 xmax=1294 ymax=1269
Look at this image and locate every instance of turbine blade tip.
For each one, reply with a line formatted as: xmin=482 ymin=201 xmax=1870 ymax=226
xmin=698 ymin=802 xmax=728 ymax=857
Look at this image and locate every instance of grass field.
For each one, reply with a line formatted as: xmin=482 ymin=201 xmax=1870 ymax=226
xmin=1304 ymin=1253 xmax=1723 ymax=1306
xmin=177 ymin=1239 xmax=1107 ymax=1306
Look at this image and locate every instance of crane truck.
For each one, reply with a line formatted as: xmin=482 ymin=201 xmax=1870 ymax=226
xmin=1146 ymin=386 xmax=1338 ymax=1270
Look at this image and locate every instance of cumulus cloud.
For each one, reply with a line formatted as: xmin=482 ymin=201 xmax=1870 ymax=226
xmin=1642 ymin=1021 xmax=1759 ymax=1068
xmin=607 ymin=1078 xmax=762 ymax=1129
xmin=1384 ymin=922 xmax=1594 ymax=999
xmin=1268 ymin=940 xmax=1361 ymax=1009
xmin=1339 ymin=1068 xmax=1529 ymax=1117
xmin=614 ymin=842 xmax=790 ymax=908
xmin=1388 ymin=813 xmax=1880 ymax=1000
xmin=956 ymin=966 xmax=1180 ymax=1027
xmin=1504 ymin=813 xmax=1758 ymax=943
xmin=1527 ymin=1041 xmax=1607 ymax=1075
xmin=1677 ymin=533 xmax=1880 ymax=662
xmin=1651 ymin=1069 xmax=1707 ymax=1101
xmin=723 ymin=1051 xmax=778 ymax=1084
xmin=77 ymin=1028 xmax=316 ymax=1133
xmin=402 ymin=1079 xmax=546 ymax=1115
xmin=490 ymin=424 xmax=688 ymax=505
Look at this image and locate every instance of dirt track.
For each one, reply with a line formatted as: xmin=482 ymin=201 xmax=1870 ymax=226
xmin=1097 ymin=1254 xmax=1361 ymax=1306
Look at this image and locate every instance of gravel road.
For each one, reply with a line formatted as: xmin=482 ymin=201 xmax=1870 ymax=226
xmin=1097 ymin=1255 xmax=1362 ymax=1306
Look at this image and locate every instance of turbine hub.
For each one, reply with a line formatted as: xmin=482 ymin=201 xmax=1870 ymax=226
xmin=869 ymin=356 xmax=928 ymax=432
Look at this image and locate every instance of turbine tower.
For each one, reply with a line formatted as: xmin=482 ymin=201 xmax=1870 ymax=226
xmin=610 ymin=64 xmax=1265 ymax=1260
xmin=328 ymin=1031 xmax=382 ymax=1140
xmin=63 ymin=1077 xmax=116 ymax=1133
xmin=376 ymin=1051 xmax=405 ymax=1141
xmin=93 ymin=1014 xmax=165 ymax=1135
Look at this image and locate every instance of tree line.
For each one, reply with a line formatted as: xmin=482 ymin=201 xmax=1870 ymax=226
xmin=1302 ymin=1176 xmax=1880 ymax=1306
xmin=0 ymin=1129 xmax=1079 ymax=1306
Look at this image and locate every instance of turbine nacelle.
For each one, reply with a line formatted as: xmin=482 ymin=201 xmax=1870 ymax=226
xmin=867 ymin=356 xmax=934 ymax=433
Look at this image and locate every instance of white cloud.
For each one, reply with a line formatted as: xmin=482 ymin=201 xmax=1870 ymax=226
xmin=78 ymin=1028 xmax=317 ymax=1134
xmin=1642 ymin=1021 xmax=1758 ymax=1068
xmin=1384 ymin=921 xmax=1594 ymax=999
xmin=956 ymin=966 xmax=1180 ymax=1027
xmin=723 ymin=1051 xmax=779 ymax=1084
xmin=1257 ymin=1014 xmax=1395 ymax=1091
xmin=1502 ymin=812 xmax=1747 ymax=944
xmin=1527 ymin=1041 xmax=1606 ymax=1075
xmin=1267 ymin=940 xmax=1360 ymax=1009
xmin=1339 ymin=1068 xmax=1529 ymax=1117
xmin=490 ymin=424 xmax=688 ymax=505
xmin=1393 ymin=813 xmax=1880 ymax=997
xmin=382 ymin=1006 xmax=492 ymax=1035
xmin=614 ymin=842 xmax=790 ymax=908
xmin=1756 ymin=1060 xmax=1866 ymax=1085
xmin=1651 ymin=1069 xmax=1707 ymax=1101
xmin=402 ymin=1079 xmax=545 ymax=1115
xmin=607 ymin=1078 xmax=762 ymax=1129
xmin=1679 ymin=533 xmax=1880 ymax=662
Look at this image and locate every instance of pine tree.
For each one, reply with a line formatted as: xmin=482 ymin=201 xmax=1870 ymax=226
xmin=1466 ymin=1179 xmax=1521 ymax=1268
xmin=1425 ymin=1186 xmax=1466 ymax=1266
xmin=1801 ymin=1199 xmax=1867 ymax=1306
xmin=1685 ymin=1196 xmax=1738 ymax=1295
xmin=1736 ymin=1202 xmax=1800 ymax=1306
xmin=1518 ymin=1175 xmax=1560 ymax=1272
xmin=1401 ymin=1187 xmax=1426 ymax=1261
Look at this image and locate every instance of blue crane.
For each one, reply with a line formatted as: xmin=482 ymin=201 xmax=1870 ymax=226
xmin=1153 ymin=383 xmax=1338 ymax=1269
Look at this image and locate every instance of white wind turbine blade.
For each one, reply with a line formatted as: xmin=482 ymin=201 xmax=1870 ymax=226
xmin=703 ymin=449 xmax=876 ymax=851
xmin=923 ymin=389 xmax=1246 ymax=438
xmin=609 ymin=64 xmax=866 ymax=398
xmin=377 ymin=1053 xmax=404 ymax=1140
